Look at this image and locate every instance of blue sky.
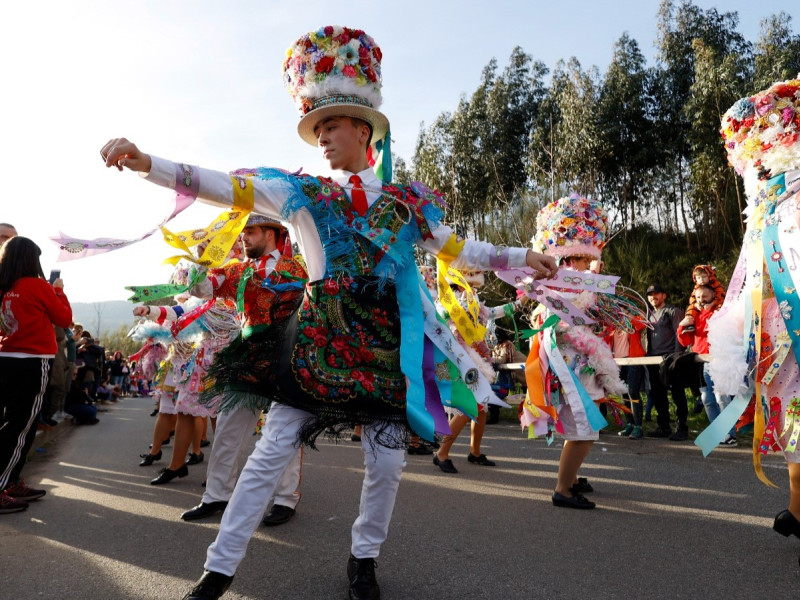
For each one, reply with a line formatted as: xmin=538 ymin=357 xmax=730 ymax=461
xmin=1 ymin=0 xmax=793 ymax=303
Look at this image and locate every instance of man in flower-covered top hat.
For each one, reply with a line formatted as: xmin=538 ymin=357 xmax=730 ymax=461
xmin=102 ymin=25 xmax=556 ymax=600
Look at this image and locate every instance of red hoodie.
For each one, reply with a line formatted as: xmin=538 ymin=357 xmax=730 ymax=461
xmin=0 ymin=277 xmax=72 ymax=356
xmin=677 ymin=307 xmax=714 ymax=354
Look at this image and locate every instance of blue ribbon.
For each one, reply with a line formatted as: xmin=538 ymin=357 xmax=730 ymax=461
xmin=694 ymin=391 xmax=752 ymax=456
xmin=395 ymin=257 xmax=434 ymax=441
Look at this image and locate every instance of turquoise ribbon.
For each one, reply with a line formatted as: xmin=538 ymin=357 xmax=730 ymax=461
xmin=395 ymin=257 xmax=434 ymax=441
xmin=694 ymin=391 xmax=752 ymax=456
xmin=548 ymin=325 xmax=607 ymax=432
xmin=762 ymin=172 xmax=800 ymax=369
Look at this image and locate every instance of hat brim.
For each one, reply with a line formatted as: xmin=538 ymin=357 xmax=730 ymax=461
xmin=297 ymin=103 xmax=389 ymax=147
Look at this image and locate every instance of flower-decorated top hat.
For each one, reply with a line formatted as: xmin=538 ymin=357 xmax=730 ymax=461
xmin=283 ymin=26 xmax=389 ymax=148
xmin=533 ymin=193 xmax=608 ymax=260
xmin=720 ymin=78 xmax=800 ymax=196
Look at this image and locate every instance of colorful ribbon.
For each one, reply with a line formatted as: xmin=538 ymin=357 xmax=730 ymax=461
xmin=781 ymin=398 xmax=800 ymax=454
xmin=162 ymin=174 xmax=254 ymax=268
xmin=436 ymin=260 xmax=486 ymax=345
xmin=495 ymin=268 xmax=619 ymax=327
xmin=51 ymin=163 xmax=198 ymax=261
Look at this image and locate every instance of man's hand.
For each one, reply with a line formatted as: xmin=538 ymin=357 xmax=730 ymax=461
xmin=100 ymin=138 xmax=152 ymax=173
xmin=525 ymin=250 xmax=558 ymax=279
xmin=132 ymin=306 xmax=149 ymax=317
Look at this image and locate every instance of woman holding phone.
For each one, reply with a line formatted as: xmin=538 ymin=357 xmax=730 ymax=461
xmin=0 ymin=237 xmax=72 ymax=514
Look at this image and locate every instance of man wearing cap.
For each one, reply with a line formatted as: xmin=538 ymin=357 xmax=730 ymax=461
xmin=645 ymin=283 xmax=689 ymax=440
xmin=180 ymin=214 xmax=307 ymax=526
xmin=101 ymin=25 xmax=556 ymax=600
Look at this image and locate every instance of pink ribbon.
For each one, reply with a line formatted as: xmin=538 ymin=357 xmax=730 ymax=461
xmin=50 ymin=163 xmax=198 ymax=261
xmin=495 ymin=268 xmax=619 ymax=327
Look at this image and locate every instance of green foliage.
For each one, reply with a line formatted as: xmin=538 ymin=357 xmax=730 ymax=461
xmin=102 ymin=323 xmax=141 ymax=357
xmin=406 ymin=0 xmax=796 ymax=284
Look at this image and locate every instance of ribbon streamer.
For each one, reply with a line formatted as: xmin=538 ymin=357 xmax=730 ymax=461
xmin=51 ymin=163 xmax=198 ymax=261
xmin=495 ymin=268 xmax=619 ymax=327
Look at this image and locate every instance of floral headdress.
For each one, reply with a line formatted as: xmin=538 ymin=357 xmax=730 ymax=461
xmin=533 ymin=193 xmax=608 ymax=260
xmin=721 ymin=79 xmax=800 ymax=190
xmin=282 ymin=26 xmax=390 ymax=159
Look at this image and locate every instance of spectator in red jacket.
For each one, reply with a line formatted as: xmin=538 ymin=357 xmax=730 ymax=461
xmin=677 ymin=284 xmax=736 ymax=446
xmin=0 ymin=237 xmax=72 ymax=514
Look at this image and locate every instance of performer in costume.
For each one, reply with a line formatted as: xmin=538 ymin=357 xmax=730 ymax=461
xmin=181 ymin=213 xmax=308 ymax=527
xmin=430 ymin=268 xmax=518 ymax=473
xmin=101 ymin=25 xmax=556 ymax=600
xmin=704 ymin=78 xmax=800 ymax=542
xmin=524 ymin=194 xmax=627 ymax=510
xmin=133 ymin=258 xmax=229 ymax=476
xmin=131 ymin=291 xmax=241 ymax=485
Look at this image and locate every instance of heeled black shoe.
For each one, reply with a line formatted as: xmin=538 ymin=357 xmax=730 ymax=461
xmin=139 ymin=450 xmax=162 ymax=467
xmin=150 ymin=464 xmax=189 ymax=485
xmin=773 ymin=510 xmax=800 ymax=538
xmin=186 ymin=452 xmax=204 ymax=466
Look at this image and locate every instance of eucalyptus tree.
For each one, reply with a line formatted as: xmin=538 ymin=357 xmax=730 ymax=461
xmin=753 ymin=12 xmax=800 ymax=91
xmin=653 ymin=0 xmax=751 ymax=248
xmin=597 ymin=33 xmax=657 ymax=230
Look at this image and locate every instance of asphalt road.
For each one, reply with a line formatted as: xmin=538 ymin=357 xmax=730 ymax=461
xmin=1 ymin=396 xmax=798 ymax=600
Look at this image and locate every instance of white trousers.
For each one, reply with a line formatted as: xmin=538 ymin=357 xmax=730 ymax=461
xmin=205 ymin=403 xmax=405 ymax=576
xmin=202 ymin=406 xmax=302 ymax=509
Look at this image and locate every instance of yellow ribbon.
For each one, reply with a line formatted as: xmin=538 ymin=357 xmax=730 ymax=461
xmin=162 ymin=175 xmax=254 ymax=267
xmin=747 ymin=200 xmax=776 ymax=487
xmin=436 ymin=259 xmax=485 ymax=345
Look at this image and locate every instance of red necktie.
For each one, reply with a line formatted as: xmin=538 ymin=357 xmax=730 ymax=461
xmin=349 ymin=174 xmax=368 ymax=216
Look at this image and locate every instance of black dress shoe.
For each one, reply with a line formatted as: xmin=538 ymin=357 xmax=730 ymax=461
xmin=181 ymin=501 xmax=228 ymax=521
xmin=150 ymin=464 xmax=189 ymax=485
xmin=262 ymin=504 xmax=296 ymax=526
xmin=139 ymin=450 xmax=162 ymax=466
xmin=552 ymin=491 xmax=596 ymax=509
xmin=433 ymin=455 xmax=458 ymax=473
xmin=407 ymin=443 xmax=433 ymax=455
xmin=347 ymin=554 xmax=380 ymax=600
xmin=467 ymin=452 xmax=496 ymax=466
xmin=773 ymin=509 xmax=800 ymax=538
xmin=186 ymin=452 xmax=204 ymax=466
xmin=182 ymin=570 xmax=234 ymax=600
xmin=149 ymin=408 xmax=159 ymax=417
xmin=570 ymin=477 xmax=594 ymax=494
xmin=200 ymin=439 xmax=211 ymax=447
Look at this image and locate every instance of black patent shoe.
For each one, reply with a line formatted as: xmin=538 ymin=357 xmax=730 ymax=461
xmin=262 ymin=504 xmax=296 ymax=526
xmin=570 ymin=477 xmax=594 ymax=494
xmin=186 ymin=452 xmax=204 ymax=466
xmin=181 ymin=501 xmax=228 ymax=521
xmin=552 ymin=491 xmax=596 ymax=509
xmin=347 ymin=554 xmax=380 ymax=600
xmin=139 ymin=450 xmax=162 ymax=466
xmin=182 ymin=570 xmax=234 ymax=600
xmin=150 ymin=464 xmax=189 ymax=485
xmin=773 ymin=509 xmax=800 ymax=539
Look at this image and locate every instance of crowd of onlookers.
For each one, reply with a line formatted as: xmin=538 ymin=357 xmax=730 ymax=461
xmin=40 ymin=323 xmax=154 ymax=430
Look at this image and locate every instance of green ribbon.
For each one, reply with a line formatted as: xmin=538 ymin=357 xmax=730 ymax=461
xmin=520 ymin=315 xmax=561 ymax=340
xmin=126 ymin=267 xmax=206 ymax=303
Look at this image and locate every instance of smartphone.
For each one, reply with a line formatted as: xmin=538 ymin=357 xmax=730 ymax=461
xmin=48 ymin=269 xmax=61 ymax=284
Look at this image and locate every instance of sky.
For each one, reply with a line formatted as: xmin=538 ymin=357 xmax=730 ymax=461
xmin=1 ymin=0 xmax=794 ymax=303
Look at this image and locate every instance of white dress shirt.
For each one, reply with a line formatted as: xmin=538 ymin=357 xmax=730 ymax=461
xmin=145 ymin=156 xmax=529 ymax=281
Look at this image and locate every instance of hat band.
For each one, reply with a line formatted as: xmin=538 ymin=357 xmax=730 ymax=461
xmin=308 ymin=94 xmax=374 ymax=114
